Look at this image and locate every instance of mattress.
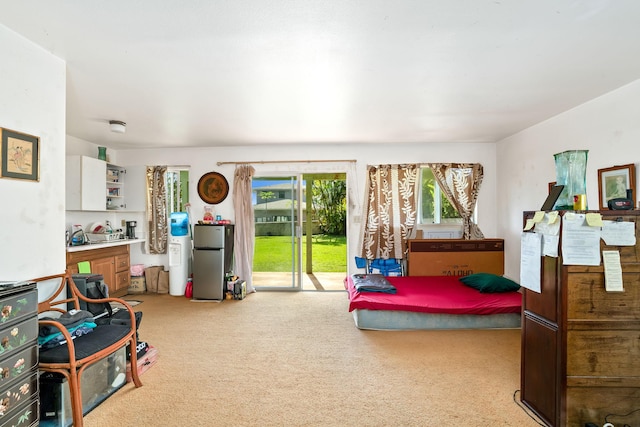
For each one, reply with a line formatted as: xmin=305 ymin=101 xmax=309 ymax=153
xmin=345 ymin=275 xmax=522 ymax=315
xmin=345 ymin=275 xmax=522 ymax=331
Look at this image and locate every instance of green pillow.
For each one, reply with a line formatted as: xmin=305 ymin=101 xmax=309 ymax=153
xmin=459 ymin=273 xmax=520 ymax=293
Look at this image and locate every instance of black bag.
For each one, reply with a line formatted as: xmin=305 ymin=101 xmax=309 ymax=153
xmin=71 ymin=274 xmax=112 ymax=317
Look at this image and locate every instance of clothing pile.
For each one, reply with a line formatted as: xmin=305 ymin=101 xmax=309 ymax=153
xmin=38 ymin=309 xmax=97 ymax=350
xmin=351 ymin=274 xmax=397 ymax=294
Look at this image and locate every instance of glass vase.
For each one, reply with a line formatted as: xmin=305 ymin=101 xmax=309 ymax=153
xmin=553 ymin=150 xmax=588 ymax=210
xmin=98 ymin=146 xmax=107 ymax=161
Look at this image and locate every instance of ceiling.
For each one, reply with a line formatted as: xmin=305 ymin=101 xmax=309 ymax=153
xmin=2 ymin=0 xmax=640 ymax=150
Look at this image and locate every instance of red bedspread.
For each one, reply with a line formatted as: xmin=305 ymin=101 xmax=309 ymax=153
xmin=345 ymin=275 xmax=522 ymax=315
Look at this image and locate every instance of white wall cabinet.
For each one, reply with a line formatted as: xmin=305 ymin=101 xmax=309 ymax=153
xmin=67 ymin=155 xmax=145 ymax=212
xmin=66 ymin=155 xmax=106 ymax=211
xmin=122 ymin=165 xmax=147 ymax=212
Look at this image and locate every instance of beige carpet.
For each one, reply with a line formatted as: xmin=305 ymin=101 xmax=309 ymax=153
xmin=83 ymin=291 xmax=541 ymax=427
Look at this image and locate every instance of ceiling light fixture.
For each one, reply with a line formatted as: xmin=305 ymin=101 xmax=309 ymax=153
xmin=109 ymin=120 xmax=126 ymax=134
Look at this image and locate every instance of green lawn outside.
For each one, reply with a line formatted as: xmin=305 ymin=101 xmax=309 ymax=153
xmin=253 ymin=235 xmax=347 ymax=272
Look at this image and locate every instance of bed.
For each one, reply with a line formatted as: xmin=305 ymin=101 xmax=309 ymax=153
xmin=344 ymin=274 xmax=522 ymax=331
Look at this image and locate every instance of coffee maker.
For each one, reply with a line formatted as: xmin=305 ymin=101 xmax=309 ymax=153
xmin=125 ymin=221 xmax=137 ymax=239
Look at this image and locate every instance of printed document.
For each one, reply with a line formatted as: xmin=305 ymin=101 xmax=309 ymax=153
xmin=601 ymin=220 xmax=636 ymax=246
xmin=602 ymin=250 xmax=624 ymax=292
xmin=561 ymin=213 xmax=601 ymax=266
xmin=520 ymin=232 xmax=542 ymax=293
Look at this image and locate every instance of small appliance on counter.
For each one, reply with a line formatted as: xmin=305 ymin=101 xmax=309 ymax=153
xmin=70 ymin=225 xmax=86 ymax=246
xmin=126 ymin=221 xmax=137 ymax=239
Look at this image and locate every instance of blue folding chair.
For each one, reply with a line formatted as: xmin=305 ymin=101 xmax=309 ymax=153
xmin=369 ymin=258 xmax=403 ymax=276
xmin=355 ymin=257 xmax=403 ymax=276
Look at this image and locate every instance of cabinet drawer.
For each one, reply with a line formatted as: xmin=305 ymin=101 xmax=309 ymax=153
xmin=566 ymin=386 xmax=640 ymax=427
xmin=0 ymin=345 xmax=37 ymax=387
xmin=0 ymin=317 xmax=37 ymax=360
xmin=115 ymin=271 xmax=130 ymax=291
xmin=0 ymin=395 xmax=38 ymax=427
xmin=0 ymin=394 xmax=40 ymax=427
xmin=568 ymin=272 xmax=640 ymax=321
xmin=0 ymin=370 xmax=38 ymax=425
xmin=567 ymin=330 xmax=640 ymax=376
xmin=0 ymin=289 xmax=37 ymax=328
xmin=115 ymin=254 xmax=130 ymax=272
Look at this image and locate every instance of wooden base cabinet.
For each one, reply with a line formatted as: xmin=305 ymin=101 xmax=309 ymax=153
xmin=521 ymin=211 xmax=640 ymax=427
xmin=66 ymin=245 xmax=131 ymax=296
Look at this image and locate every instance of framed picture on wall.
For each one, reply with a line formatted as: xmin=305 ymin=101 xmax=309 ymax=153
xmin=0 ymin=128 xmax=40 ymax=181
xmin=597 ymin=163 xmax=636 ymax=209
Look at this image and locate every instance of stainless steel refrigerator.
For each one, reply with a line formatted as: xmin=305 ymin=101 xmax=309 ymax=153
xmin=192 ymin=224 xmax=234 ymax=300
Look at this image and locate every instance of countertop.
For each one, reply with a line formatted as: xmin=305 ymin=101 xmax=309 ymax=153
xmin=66 ymin=238 xmax=146 ymax=253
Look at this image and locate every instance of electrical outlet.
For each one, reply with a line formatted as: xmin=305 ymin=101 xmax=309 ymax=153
xmin=121 ymin=219 xmax=126 ymax=227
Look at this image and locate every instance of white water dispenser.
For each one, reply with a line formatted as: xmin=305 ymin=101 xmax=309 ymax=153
xmin=169 ymin=212 xmax=191 ymax=296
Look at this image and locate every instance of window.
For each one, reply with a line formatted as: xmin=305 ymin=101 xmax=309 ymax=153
xmin=166 ymin=168 xmax=190 ymax=214
xmin=419 ymin=167 xmax=462 ymax=224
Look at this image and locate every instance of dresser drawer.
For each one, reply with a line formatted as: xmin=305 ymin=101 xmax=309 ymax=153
xmin=567 ymin=272 xmax=640 ymax=320
xmin=115 ymin=254 xmax=130 ymax=273
xmin=0 ymin=370 xmax=38 ymax=425
xmin=0 ymin=345 xmax=37 ymax=387
xmin=0 ymin=395 xmax=38 ymax=427
xmin=0 ymin=289 xmax=37 ymax=328
xmin=0 ymin=395 xmax=40 ymax=427
xmin=567 ymin=330 xmax=640 ymax=377
xmin=0 ymin=317 xmax=38 ymax=360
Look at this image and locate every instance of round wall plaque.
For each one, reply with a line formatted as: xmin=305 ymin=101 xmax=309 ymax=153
xmin=197 ymin=172 xmax=229 ymax=204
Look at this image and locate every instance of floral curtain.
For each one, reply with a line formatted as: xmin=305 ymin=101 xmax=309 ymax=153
xmin=428 ymin=163 xmax=484 ymax=240
xmin=361 ymin=164 xmax=419 ymax=260
xmin=146 ymin=166 xmax=168 ymax=254
xmin=233 ymin=164 xmax=256 ymax=293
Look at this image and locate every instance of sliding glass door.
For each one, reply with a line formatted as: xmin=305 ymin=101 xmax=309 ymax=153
xmin=252 ymin=175 xmax=302 ymax=290
xmin=251 ymin=172 xmax=347 ymax=291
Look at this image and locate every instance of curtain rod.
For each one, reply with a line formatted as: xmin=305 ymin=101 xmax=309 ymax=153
xmin=217 ymin=159 xmax=357 ymax=166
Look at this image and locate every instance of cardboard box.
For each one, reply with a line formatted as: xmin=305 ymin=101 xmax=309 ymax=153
xmin=128 ymin=276 xmax=146 ymax=294
xmin=407 ymin=239 xmax=504 ymax=276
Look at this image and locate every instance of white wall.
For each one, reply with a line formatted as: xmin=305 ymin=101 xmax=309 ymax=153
xmin=0 ymin=25 xmax=67 ymax=279
xmin=116 ymin=142 xmax=499 ymax=273
xmin=497 ymin=79 xmax=640 ymax=280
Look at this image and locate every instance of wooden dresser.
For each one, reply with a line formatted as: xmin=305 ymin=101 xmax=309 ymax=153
xmin=0 ymin=281 xmax=39 ymax=426
xmin=521 ymin=211 xmax=640 ymax=426
xmin=66 ymin=244 xmax=131 ymax=296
